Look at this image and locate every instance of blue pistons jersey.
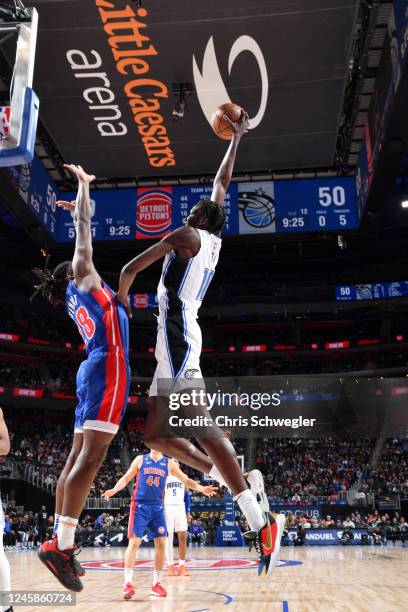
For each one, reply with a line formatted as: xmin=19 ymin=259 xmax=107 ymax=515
xmin=128 ymin=454 xmax=169 ymax=540
xmin=66 ymin=279 xmax=129 ymax=355
xmin=133 ymin=454 xmax=169 ymax=503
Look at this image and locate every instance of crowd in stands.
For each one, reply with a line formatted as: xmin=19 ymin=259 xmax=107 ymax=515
xmin=255 ymin=438 xmax=375 ymax=502
xmin=2 ymin=348 xmax=408 ymax=395
xmin=3 ymin=408 xmax=126 ymax=499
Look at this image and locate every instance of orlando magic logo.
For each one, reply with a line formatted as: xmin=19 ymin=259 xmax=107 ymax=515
xmin=238 ymin=187 xmax=275 ymax=229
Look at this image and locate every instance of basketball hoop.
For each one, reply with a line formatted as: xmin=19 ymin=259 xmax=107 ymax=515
xmin=0 ymin=6 xmax=39 ymax=166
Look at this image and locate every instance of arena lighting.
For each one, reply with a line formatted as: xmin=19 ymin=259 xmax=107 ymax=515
xmin=172 ymin=82 xmax=194 ymax=122
xmin=401 ymin=200 xmax=408 ymax=209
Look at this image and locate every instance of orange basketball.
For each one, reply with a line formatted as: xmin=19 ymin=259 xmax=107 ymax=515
xmin=211 ymin=103 xmax=243 ymax=140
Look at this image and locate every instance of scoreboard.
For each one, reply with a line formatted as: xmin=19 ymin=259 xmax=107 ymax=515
xmin=57 ymin=176 xmax=359 ymax=243
xmin=336 ymin=281 xmax=408 ymax=301
xmin=5 ymin=156 xmax=359 ymax=242
xmin=8 ymin=156 xmax=59 ymax=240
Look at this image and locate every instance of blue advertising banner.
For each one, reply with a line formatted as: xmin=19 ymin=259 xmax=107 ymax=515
xmin=271 ymin=505 xmax=321 ymax=519
xmin=216 ymin=525 xmax=244 ymax=547
xmin=287 ymin=529 xmax=367 ymax=546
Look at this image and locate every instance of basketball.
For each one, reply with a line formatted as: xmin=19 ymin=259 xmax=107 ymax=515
xmin=211 ymin=103 xmax=243 ymax=140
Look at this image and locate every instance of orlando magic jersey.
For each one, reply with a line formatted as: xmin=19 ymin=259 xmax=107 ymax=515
xmin=164 ymin=474 xmax=185 ymax=506
xmin=153 ymin=229 xmax=221 ymax=380
xmin=133 ymin=454 xmax=169 ymax=504
xmin=157 ymin=229 xmax=221 ymax=317
xmin=66 ymin=280 xmax=129 ymax=356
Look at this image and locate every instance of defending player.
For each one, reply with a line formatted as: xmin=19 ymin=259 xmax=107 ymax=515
xmin=0 ymin=408 xmax=12 ymax=612
xmin=117 ymin=111 xmax=284 ymax=577
xmin=32 ymin=165 xmax=130 ymax=592
xmin=102 ymin=450 xmax=216 ymax=599
xmin=164 ymin=462 xmax=191 ymax=576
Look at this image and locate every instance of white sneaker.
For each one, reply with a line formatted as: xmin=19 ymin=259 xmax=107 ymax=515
xmin=245 ymin=469 xmax=270 ymax=512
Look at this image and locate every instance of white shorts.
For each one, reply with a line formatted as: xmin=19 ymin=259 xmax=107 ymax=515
xmin=150 ymin=313 xmax=205 ymax=397
xmin=149 ymin=358 xmax=203 ymax=397
xmin=165 ymin=505 xmax=188 ymax=533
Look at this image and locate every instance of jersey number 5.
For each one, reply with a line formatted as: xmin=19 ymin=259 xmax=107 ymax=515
xmin=76 ymin=306 xmax=96 ymax=340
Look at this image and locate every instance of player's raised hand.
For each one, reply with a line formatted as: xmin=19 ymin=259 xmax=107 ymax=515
xmin=223 ymin=109 xmax=249 ymax=139
xmin=56 ymin=199 xmax=76 ymax=213
xmin=102 ymin=489 xmax=116 ymax=500
xmin=199 ymin=484 xmax=218 ymax=498
xmin=64 ymin=163 xmax=96 ymax=184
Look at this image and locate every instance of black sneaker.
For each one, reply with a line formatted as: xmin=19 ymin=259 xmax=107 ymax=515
xmin=72 ymin=548 xmax=85 ymax=577
xmin=38 ymin=536 xmax=83 ymax=592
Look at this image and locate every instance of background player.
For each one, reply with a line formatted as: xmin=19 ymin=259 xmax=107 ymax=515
xmin=33 ymin=165 xmax=130 ymax=592
xmin=117 ymin=111 xmax=284 ymax=577
xmin=164 ymin=460 xmax=191 ymax=576
xmin=103 ymin=450 xmax=216 ymax=599
xmin=0 ymin=408 xmax=12 ymax=612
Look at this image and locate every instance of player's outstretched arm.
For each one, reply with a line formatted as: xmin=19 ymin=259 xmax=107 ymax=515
xmin=169 ymin=459 xmax=218 ymax=498
xmin=117 ymin=226 xmax=200 ymax=315
xmin=211 ymin=110 xmax=249 ymax=206
xmin=57 ymin=164 xmax=100 ymax=289
xmin=102 ymin=455 xmax=142 ymax=499
xmin=0 ymin=408 xmax=10 ymax=456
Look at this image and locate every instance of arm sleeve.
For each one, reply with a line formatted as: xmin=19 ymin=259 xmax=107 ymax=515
xmin=184 ymin=491 xmax=191 ymax=513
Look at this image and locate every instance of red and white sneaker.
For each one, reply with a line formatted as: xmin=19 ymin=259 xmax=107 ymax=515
xmin=123 ymin=582 xmax=136 ymax=600
xmin=151 ymin=582 xmax=167 ymax=597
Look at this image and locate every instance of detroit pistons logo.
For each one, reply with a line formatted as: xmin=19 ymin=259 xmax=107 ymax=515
xmin=81 ymin=558 xmax=302 ymax=572
xmin=136 ymin=187 xmax=173 ymax=239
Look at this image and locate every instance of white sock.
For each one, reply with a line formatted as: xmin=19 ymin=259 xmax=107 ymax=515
xmin=124 ymin=568 xmax=133 ymax=585
xmin=53 ymin=513 xmax=60 ymax=536
xmin=179 ymin=558 xmax=185 ymax=566
xmin=0 ymin=538 xmax=11 ymax=612
xmin=209 ymin=465 xmax=229 ymax=489
xmin=166 ymin=534 xmax=174 ymax=565
xmin=153 ymin=570 xmax=163 ymax=585
xmin=57 ymin=516 xmax=78 ymax=551
xmin=234 ymin=489 xmax=265 ymax=532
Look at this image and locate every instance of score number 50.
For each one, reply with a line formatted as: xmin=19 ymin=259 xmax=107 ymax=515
xmin=318 ymin=186 xmax=347 ymax=227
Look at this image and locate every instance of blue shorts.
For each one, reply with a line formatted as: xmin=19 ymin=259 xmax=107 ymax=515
xmin=128 ymin=501 xmax=167 ymax=539
xmin=74 ymin=350 xmax=130 ymax=435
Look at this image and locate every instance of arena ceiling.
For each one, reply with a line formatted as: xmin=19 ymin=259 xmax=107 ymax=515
xmin=10 ymin=0 xmax=361 ymax=181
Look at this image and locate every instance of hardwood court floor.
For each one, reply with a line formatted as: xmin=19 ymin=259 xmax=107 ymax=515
xmin=7 ymin=544 xmax=408 ymax=612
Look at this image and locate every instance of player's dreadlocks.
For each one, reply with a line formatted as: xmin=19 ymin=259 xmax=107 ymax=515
xmin=31 ymin=253 xmax=72 ymax=307
xmin=197 ymin=198 xmax=226 ymax=234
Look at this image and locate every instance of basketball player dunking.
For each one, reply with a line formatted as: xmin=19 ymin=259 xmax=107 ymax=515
xmin=118 ymin=111 xmax=285 ymax=576
xmin=33 ymin=165 xmax=130 ymax=592
xmin=103 ymin=450 xmax=216 ymax=599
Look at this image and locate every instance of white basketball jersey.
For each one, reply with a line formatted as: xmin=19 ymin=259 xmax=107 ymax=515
xmin=157 ymin=229 xmax=222 ymax=318
xmin=164 ymin=474 xmax=185 ymax=506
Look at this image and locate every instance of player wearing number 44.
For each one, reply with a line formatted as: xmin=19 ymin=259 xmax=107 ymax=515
xmin=31 ymin=164 xmax=131 ymax=593
xmin=102 ymin=450 xmax=217 ymax=599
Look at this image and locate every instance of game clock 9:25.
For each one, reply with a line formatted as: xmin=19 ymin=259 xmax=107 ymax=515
xmin=280 ymin=217 xmax=306 ymax=229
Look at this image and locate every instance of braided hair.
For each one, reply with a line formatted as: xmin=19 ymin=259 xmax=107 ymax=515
xmin=197 ymin=199 xmax=226 ymax=234
xmin=31 ymin=255 xmax=72 ymax=307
